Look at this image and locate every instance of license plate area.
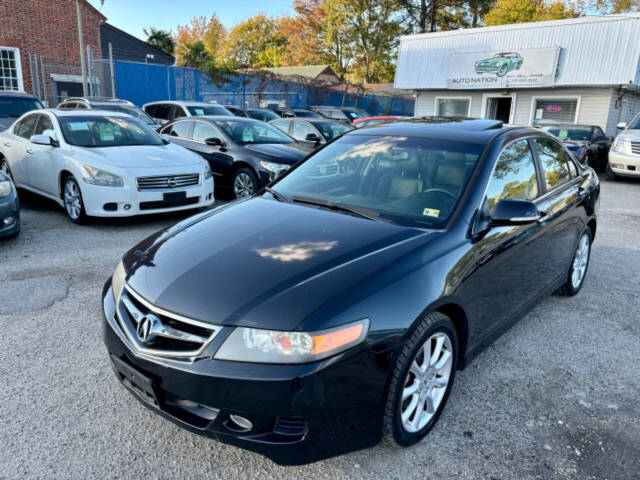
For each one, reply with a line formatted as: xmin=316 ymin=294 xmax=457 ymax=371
xmin=110 ymin=355 xmax=160 ymax=408
xmin=163 ymin=191 xmax=186 ymax=203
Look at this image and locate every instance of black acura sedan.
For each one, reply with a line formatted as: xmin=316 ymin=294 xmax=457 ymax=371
xmin=103 ymin=119 xmax=599 ymax=464
xmin=159 ymin=117 xmax=311 ymax=198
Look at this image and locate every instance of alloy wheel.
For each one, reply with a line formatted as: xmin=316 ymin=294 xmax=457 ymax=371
xmin=233 ymin=172 xmax=255 ymax=198
xmin=400 ymin=332 xmax=453 ymax=433
xmin=571 ymin=233 xmax=590 ymax=289
xmin=63 ymin=180 xmax=82 ymax=220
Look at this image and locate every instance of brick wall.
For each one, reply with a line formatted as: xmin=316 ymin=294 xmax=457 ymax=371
xmin=0 ymin=0 xmax=106 ymax=94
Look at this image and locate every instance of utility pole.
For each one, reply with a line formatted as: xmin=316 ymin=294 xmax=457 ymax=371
xmin=109 ymin=42 xmax=116 ymax=98
xmin=76 ymin=0 xmax=88 ymax=96
xmin=430 ymin=0 xmax=437 ymax=32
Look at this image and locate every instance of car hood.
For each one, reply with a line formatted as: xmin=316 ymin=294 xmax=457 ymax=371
xmin=615 ymin=129 xmax=640 ymax=142
xmin=72 ymin=143 xmax=203 ymax=169
xmin=244 ymin=143 xmax=311 ymax=165
xmin=124 ymin=197 xmax=435 ymax=331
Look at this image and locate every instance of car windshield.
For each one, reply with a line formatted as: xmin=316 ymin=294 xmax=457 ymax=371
xmin=246 ymin=109 xmax=279 ymax=122
xmin=314 ymin=121 xmax=351 ymax=140
xmin=295 ymin=110 xmax=322 ymax=118
xmin=627 ymin=114 xmax=640 ymax=130
xmin=187 ymin=105 xmax=231 ymax=116
xmin=58 ymin=116 xmax=164 ymax=147
xmin=0 ymin=97 xmax=43 ymax=117
xmin=214 ymin=120 xmax=293 ymax=144
xmin=343 ymin=109 xmax=368 ymax=120
xmin=541 ymin=127 xmax=591 ymax=141
xmin=94 ymin=104 xmax=156 ymax=125
xmin=273 ymin=134 xmax=483 ymax=228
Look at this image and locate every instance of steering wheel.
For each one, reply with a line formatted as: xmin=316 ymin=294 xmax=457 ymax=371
xmin=422 ymin=188 xmax=457 ymax=201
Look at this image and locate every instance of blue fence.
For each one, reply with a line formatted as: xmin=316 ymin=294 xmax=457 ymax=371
xmin=113 ymin=60 xmax=414 ymax=116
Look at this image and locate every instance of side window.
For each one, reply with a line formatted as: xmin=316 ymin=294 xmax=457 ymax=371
xmin=592 ymin=127 xmax=606 ymax=141
xmin=171 ymin=105 xmax=187 ymax=120
xmin=165 ymin=121 xmax=192 ymax=139
xmin=271 ymin=120 xmax=291 ymax=133
xmin=192 ymin=122 xmax=220 ymax=143
xmin=33 ymin=115 xmax=58 ymax=141
xmin=534 ymin=137 xmax=571 ymax=190
xmin=292 ymin=121 xmax=316 ymax=140
xmin=14 ymin=115 xmax=38 ymax=139
xmin=153 ymin=104 xmax=171 ymax=120
xmin=144 ymin=104 xmax=157 ymax=117
xmin=485 ymin=139 xmax=539 ymax=213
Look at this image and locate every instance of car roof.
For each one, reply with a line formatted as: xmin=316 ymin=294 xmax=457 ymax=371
xmin=175 ymin=115 xmax=261 ymax=123
xmin=48 ymin=109 xmax=131 ymax=117
xmin=0 ymin=91 xmax=38 ymax=99
xmin=298 ymin=117 xmax=349 ymax=125
xmin=145 ymin=101 xmax=217 ymax=107
xmin=348 ymin=118 xmax=535 ymax=143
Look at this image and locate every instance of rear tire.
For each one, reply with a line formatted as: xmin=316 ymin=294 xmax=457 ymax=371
xmin=560 ymin=229 xmax=591 ymax=296
xmin=383 ymin=312 xmax=458 ymax=446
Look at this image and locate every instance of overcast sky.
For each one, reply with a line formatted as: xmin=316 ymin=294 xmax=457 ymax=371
xmin=88 ymin=0 xmax=295 ymax=40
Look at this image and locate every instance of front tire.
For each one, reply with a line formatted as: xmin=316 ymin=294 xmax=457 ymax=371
xmin=62 ymin=177 xmax=87 ymax=224
xmin=497 ymin=64 xmax=509 ymax=77
xmin=384 ymin=312 xmax=458 ymax=446
xmin=560 ymin=229 xmax=591 ymax=296
xmin=232 ymin=168 xmax=258 ymax=199
xmin=605 ymin=162 xmax=618 ymax=181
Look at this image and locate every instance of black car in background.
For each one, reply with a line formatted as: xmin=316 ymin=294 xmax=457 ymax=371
xmin=222 ymin=105 xmax=281 ymax=122
xmin=160 ymin=116 xmax=310 ymax=198
xmin=0 ymin=171 xmax=19 ymax=238
xmin=310 ymin=105 xmax=370 ymax=124
xmin=269 ymin=117 xmax=352 ymax=148
xmin=0 ymin=91 xmax=43 ymax=131
xmin=271 ymin=107 xmax=323 ymax=119
xmin=539 ymin=124 xmax=611 ymax=171
xmin=104 ymin=119 xmax=598 ymax=464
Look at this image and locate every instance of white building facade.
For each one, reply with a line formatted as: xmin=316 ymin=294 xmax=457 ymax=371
xmin=394 ymin=14 xmax=640 ymax=135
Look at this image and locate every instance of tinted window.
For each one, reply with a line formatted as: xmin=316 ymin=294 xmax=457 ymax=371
xmin=0 ymin=97 xmax=43 ymax=117
xmin=14 ymin=114 xmax=38 ymax=139
xmin=343 ymin=109 xmax=367 ymax=120
xmin=294 ymin=110 xmax=322 ymax=118
xmin=592 ymin=127 xmax=606 ymax=140
xmin=33 ymin=115 xmax=57 ymax=141
xmin=163 ymin=121 xmax=192 ymax=138
xmin=314 ymin=121 xmax=351 ymax=141
xmin=486 ymin=139 xmax=538 ymax=212
xmin=274 ymin=135 xmax=482 ymax=228
xmin=271 ymin=119 xmax=291 ymax=133
xmin=171 ymin=105 xmax=187 ymax=120
xmin=214 ymin=120 xmax=292 ymax=144
xmin=534 ymin=137 xmax=571 ymax=190
xmin=187 ymin=105 xmax=231 ymax=116
xmin=149 ymin=104 xmax=170 ymax=120
xmin=540 ymin=126 xmax=590 ymax=141
xmin=58 ymin=116 xmax=163 ymax=147
xmin=193 ymin=121 xmax=220 ymax=143
xmin=246 ymin=109 xmax=279 ymax=122
xmin=292 ymin=121 xmax=317 ymax=140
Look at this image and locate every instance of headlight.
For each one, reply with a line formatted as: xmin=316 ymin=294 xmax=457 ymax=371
xmin=204 ymin=162 xmax=212 ymax=180
xmin=0 ymin=180 xmax=12 ymax=199
xmin=111 ymin=260 xmax=126 ymax=302
xmin=611 ymin=137 xmax=626 ymax=153
xmin=81 ymin=165 xmax=124 ymax=187
xmin=259 ymin=161 xmax=290 ymax=176
xmin=214 ymin=318 xmax=370 ymax=363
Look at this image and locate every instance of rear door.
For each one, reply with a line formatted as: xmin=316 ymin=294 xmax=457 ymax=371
xmin=4 ymin=113 xmax=38 ymax=185
xmin=531 ymin=136 xmax=585 ymax=282
xmin=26 ymin=114 xmax=60 ymax=195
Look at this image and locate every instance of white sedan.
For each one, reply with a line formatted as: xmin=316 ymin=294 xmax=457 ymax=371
xmin=0 ymin=110 xmax=215 ymax=223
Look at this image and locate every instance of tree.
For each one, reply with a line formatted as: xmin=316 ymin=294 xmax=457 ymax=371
xmin=223 ymin=14 xmax=287 ymax=68
xmin=484 ymin=0 xmax=578 ymax=26
xmin=278 ymin=0 xmax=327 ymax=67
xmin=175 ymin=15 xmax=226 ymax=66
xmin=143 ymin=27 xmax=175 ymax=54
xmin=181 ymin=41 xmax=212 ymax=69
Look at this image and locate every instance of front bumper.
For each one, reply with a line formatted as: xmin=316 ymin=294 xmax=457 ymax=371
xmin=608 ymin=151 xmax=640 ymax=177
xmin=0 ymin=191 xmax=20 ymax=238
xmin=81 ymin=178 xmax=215 ymax=217
xmin=101 ymin=281 xmax=386 ymax=464
xmin=474 ymin=64 xmax=497 ymax=73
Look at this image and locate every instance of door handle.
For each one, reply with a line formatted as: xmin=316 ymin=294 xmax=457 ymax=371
xmin=3 ymin=141 xmax=10 ymax=147
xmin=26 ymin=148 xmax=33 ymax=154
xmin=537 ymin=212 xmax=550 ymax=224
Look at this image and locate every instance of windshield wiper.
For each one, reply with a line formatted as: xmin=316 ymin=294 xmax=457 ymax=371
xmin=291 ymin=195 xmax=388 ymax=223
xmin=264 ymin=186 xmax=289 ymax=203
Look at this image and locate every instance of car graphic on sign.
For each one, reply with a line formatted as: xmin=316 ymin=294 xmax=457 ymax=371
xmin=474 ymin=52 xmax=523 ymax=77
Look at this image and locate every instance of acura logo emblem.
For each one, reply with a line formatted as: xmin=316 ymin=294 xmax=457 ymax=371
xmin=137 ymin=314 xmax=160 ymax=343
xmin=167 ymin=177 xmax=177 ymax=188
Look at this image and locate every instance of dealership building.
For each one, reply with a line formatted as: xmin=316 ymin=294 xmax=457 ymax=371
xmin=394 ymin=14 xmax=640 ymax=135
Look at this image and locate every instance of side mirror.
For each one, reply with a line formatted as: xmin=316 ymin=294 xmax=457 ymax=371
xmin=160 ymin=133 xmax=171 ymax=144
xmin=30 ymin=134 xmax=57 ymax=147
xmin=617 ymin=122 xmax=627 ymax=130
xmin=490 ymin=199 xmax=540 ymax=226
xmin=305 ymin=133 xmax=321 ymax=143
xmin=205 ymin=137 xmax=223 ymax=147
xmin=608 ymin=136 xmax=615 ymax=142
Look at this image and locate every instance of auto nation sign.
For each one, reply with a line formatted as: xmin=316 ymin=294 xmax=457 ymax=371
xmin=446 ymin=47 xmax=560 ymax=89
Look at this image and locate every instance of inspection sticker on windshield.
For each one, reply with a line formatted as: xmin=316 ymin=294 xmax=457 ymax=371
xmin=67 ymin=122 xmax=89 ymax=131
xmin=423 ymin=208 xmax=440 ymax=218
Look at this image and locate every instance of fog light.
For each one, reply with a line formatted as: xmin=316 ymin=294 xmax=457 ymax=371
xmin=611 ymin=163 xmax=624 ymax=169
xmin=228 ymin=414 xmax=253 ymax=432
xmin=3 ymin=216 xmax=15 ymax=226
xmin=123 ymin=204 xmax=131 ymax=210
xmin=175 ymin=399 xmax=219 ymax=421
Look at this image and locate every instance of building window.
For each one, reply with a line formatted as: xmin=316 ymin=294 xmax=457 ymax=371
xmin=532 ymin=98 xmax=578 ymax=124
xmin=0 ymin=47 xmax=23 ymax=91
xmin=435 ymin=97 xmax=471 ymax=117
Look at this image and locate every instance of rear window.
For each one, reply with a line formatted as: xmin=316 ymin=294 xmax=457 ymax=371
xmin=187 ymin=105 xmax=231 ymax=116
xmin=0 ymin=97 xmax=43 ymax=117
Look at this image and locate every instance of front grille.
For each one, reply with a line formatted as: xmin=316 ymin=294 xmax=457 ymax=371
xmin=137 ymin=173 xmax=200 ymax=190
xmin=139 ymin=196 xmax=199 ymax=211
xmin=115 ymin=285 xmax=221 ymax=360
xmin=630 ymin=141 xmax=640 ymax=155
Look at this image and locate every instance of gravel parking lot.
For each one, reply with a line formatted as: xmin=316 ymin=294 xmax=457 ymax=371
xmin=1 ymin=177 xmax=638 ymax=480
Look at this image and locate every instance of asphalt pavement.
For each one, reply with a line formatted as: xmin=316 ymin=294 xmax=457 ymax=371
xmin=0 ymin=177 xmax=638 ymax=479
